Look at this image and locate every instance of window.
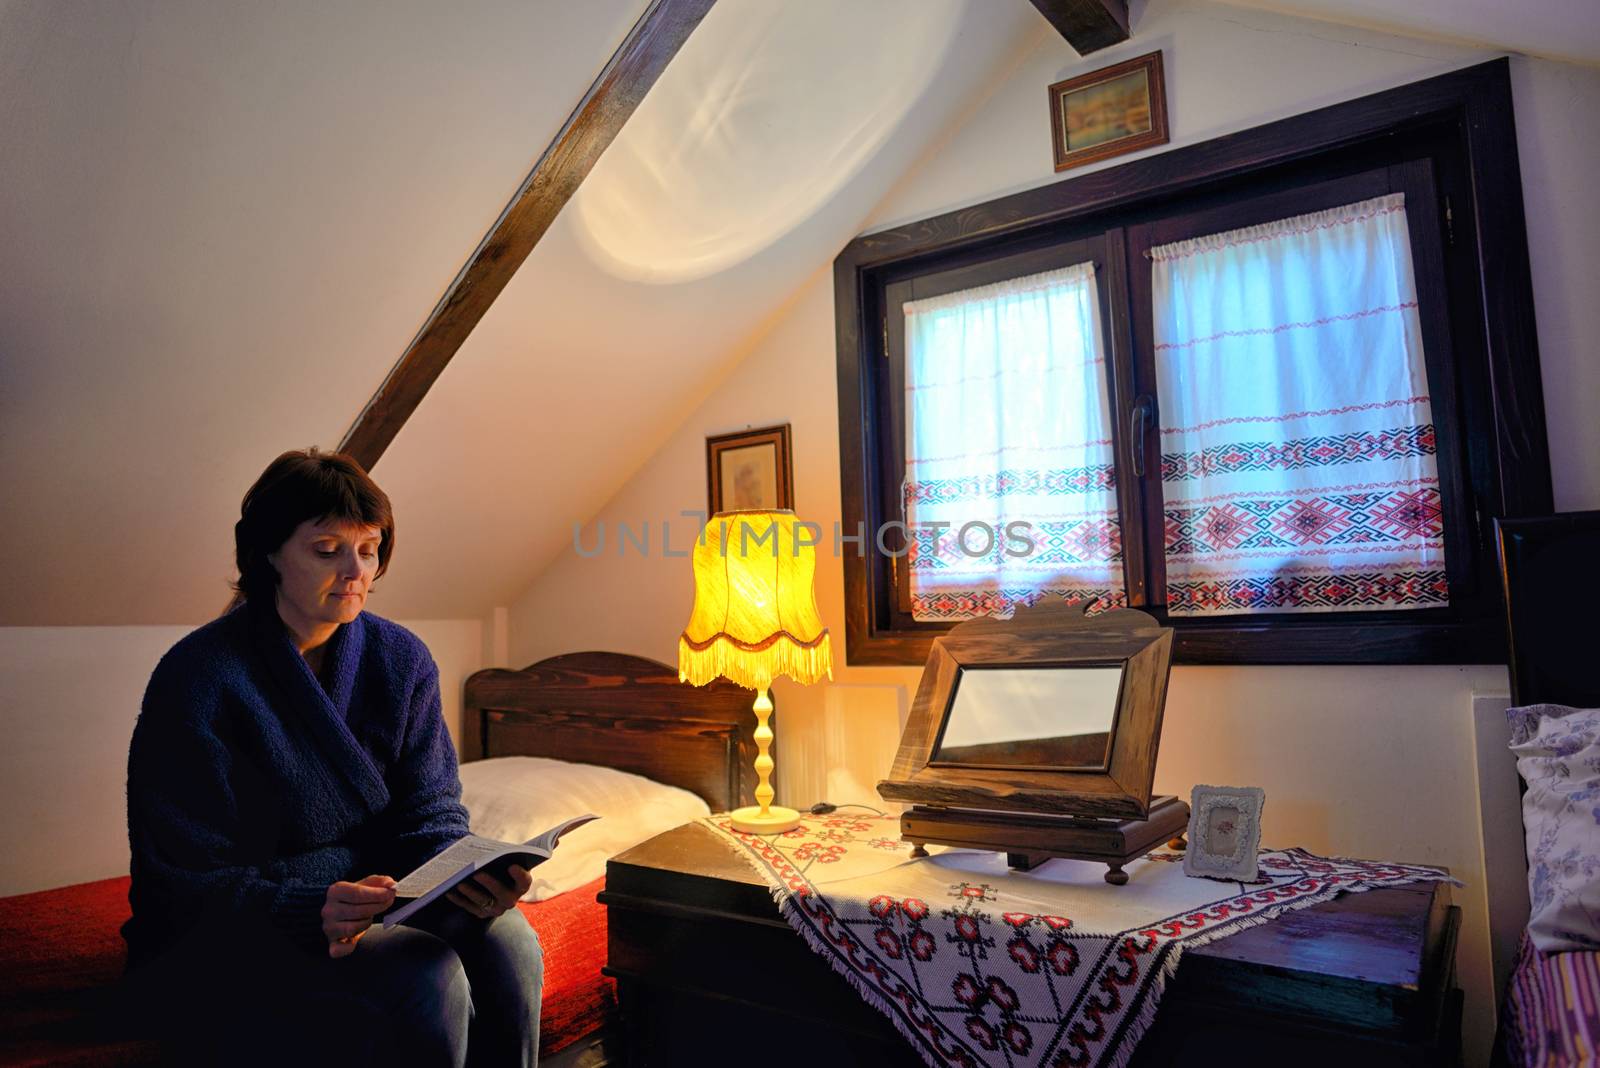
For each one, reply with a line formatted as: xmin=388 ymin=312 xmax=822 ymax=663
xmin=834 ymin=60 xmax=1551 ymax=665
xmin=1147 ymin=191 xmax=1447 ymax=616
xmin=901 ymin=260 xmax=1126 ymax=620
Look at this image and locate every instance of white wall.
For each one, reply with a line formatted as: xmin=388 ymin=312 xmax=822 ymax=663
xmin=508 ymin=4 xmax=1600 ymax=1064
xmin=0 ymin=626 xmax=190 ymax=896
xmin=0 ymin=616 xmax=483 ymax=897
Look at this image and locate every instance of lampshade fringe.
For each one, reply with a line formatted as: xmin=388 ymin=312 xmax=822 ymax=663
xmin=678 ymin=634 xmax=834 ymax=691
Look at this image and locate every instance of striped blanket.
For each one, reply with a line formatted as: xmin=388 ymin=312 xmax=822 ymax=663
xmin=1497 ymin=932 xmax=1600 ymax=1067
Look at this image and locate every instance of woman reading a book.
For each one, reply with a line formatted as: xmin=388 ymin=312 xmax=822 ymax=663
xmin=123 ymin=448 xmax=542 ymax=1067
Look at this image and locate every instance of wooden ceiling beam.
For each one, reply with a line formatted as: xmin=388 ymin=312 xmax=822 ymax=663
xmin=1028 ymin=0 xmax=1129 ymax=55
xmin=340 ymin=0 xmax=717 ymax=470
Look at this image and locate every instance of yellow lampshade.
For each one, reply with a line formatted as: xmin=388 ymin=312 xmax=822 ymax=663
xmin=679 ymin=510 xmax=833 ymax=691
xmin=679 ymin=510 xmax=832 ymax=836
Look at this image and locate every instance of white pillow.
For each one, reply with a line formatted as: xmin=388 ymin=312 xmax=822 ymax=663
xmin=1509 ymin=703 xmax=1600 ymax=954
xmin=458 ymin=756 xmax=711 ymax=902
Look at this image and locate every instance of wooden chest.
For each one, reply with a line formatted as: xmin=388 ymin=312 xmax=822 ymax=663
xmin=602 ymin=823 xmax=1462 ymax=1066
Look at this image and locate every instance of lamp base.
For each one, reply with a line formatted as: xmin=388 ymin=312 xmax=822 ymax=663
xmin=730 ymin=805 xmax=802 ymax=835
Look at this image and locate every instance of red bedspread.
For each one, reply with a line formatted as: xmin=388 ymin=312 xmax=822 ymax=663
xmin=516 ymin=877 xmax=616 ymax=1055
xmin=0 ymin=875 xmax=613 ymax=1065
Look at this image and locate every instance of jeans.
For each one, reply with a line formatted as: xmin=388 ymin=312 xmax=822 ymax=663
xmin=135 ymin=907 xmax=543 ymax=1067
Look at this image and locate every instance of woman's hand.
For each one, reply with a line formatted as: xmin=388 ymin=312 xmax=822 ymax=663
xmin=323 ymin=874 xmax=396 ymax=958
xmin=446 ymin=864 xmax=532 ymax=920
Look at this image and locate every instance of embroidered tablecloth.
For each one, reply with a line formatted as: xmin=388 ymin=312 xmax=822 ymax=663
xmin=702 ymin=813 xmax=1455 ymax=1068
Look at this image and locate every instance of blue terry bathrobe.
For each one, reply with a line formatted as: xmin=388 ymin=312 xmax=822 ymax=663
xmin=124 ymin=600 xmax=470 ymax=969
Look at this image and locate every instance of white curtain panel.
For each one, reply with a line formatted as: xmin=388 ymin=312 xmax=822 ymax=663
xmin=903 ymin=262 xmax=1125 ymax=621
xmin=1151 ymin=192 xmax=1448 ymax=616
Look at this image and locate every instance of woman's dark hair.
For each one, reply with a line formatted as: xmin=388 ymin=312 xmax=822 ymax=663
xmin=228 ymin=448 xmax=395 ymax=611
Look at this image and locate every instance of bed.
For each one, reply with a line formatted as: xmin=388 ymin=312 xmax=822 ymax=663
xmin=0 ymin=650 xmax=759 ymax=1067
xmin=1492 ymin=512 xmax=1600 ymax=1067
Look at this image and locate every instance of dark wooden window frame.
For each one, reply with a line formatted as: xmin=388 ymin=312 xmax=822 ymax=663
xmin=834 ymin=59 xmax=1552 ymax=666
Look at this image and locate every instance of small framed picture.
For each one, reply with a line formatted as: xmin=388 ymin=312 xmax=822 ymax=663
xmin=1047 ymin=50 xmax=1169 ymax=173
xmin=1183 ymin=784 xmax=1265 ymax=882
xmin=707 ymin=424 xmax=793 ymax=515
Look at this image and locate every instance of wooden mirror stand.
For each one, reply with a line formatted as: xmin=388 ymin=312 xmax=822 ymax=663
xmin=877 ymin=600 xmax=1185 ymax=884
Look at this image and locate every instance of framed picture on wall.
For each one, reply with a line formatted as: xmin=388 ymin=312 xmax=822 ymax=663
xmin=707 ymin=424 xmax=793 ymax=515
xmin=1048 ymin=50 xmax=1169 ymax=172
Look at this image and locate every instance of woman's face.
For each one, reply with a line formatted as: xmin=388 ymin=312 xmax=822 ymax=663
xmin=267 ymin=518 xmax=382 ymax=635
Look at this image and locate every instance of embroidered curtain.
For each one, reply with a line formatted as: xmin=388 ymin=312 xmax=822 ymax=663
xmin=903 ymin=262 xmax=1125 ymax=621
xmin=1151 ymin=192 xmax=1448 ymax=616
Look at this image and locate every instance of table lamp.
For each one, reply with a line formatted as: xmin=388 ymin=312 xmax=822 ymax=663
xmin=679 ymin=510 xmax=833 ymax=834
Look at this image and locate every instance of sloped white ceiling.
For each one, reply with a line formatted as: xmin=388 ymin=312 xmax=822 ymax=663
xmin=0 ymin=0 xmax=653 ymax=624
xmin=1218 ymin=0 xmax=1600 ymax=65
xmin=0 ymin=0 xmax=1042 ymax=624
xmin=5 ymin=0 xmax=1594 ymax=626
xmin=369 ymin=0 xmax=1041 ymax=618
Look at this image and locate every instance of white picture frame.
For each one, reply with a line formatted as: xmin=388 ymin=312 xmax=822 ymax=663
xmin=1182 ymin=784 xmax=1266 ymax=882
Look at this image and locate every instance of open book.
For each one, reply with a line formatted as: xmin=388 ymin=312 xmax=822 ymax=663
xmin=382 ymin=813 xmax=599 ymax=928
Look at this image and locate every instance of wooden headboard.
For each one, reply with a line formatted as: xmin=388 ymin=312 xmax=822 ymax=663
xmin=1485 ymin=511 xmax=1600 ymax=998
xmin=461 ymin=651 xmax=761 ymax=813
xmin=1496 ymin=511 xmax=1600 ymax=708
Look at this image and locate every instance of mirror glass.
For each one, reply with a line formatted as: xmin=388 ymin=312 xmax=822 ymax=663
xmin=933 ymin=665 xmax=1123 ymax=770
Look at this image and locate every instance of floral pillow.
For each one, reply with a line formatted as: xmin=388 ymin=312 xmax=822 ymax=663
xmin=1509 ymin=703 xmax=1600 ymax=954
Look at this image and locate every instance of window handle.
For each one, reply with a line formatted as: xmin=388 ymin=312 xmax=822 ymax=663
xmin=1129 ymin=396 xmax=1155 ymax=478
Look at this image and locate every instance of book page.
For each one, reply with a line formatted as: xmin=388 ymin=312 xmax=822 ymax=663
xmin=526 ymin=813 xmax=601 ymax=855
xmin=382 ymin=814 xmax=600 ymax=928
xmin=392 ymin=835 xmax=527 ymax=898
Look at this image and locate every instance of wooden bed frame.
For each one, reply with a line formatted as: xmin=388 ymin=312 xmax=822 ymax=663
xmin=1489 ymin=511 xmax=1600 ymax=1062
xmin=460 ymin=650 xmax=764 ymax=1067
xmin=1496 ymin=511 xmax=1600 ymax=709
xmin=461 ymin=650 xmax=762 ymax=811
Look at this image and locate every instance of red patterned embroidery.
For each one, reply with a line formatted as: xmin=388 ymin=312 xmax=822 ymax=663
xmin=1165 ymin=487 xmax=1445 ymax=559
xmin=907 ymin=463 xmax=1117 ymax=505
xmin=1197 ymin=504 xmax=1254 ymax=550
xmin=1158 ymin=396 xmax=1432 ymax=436
xmin=1062 ymin=518 xmax=1120 ymax=562
xmin=1369 ymin=489 xmax=1445 ymax=538
xmin=1269 ymin=498 xmax=1353 ymax=545
xmin=1161 ymin=424 xmax=1436 ymax=483
xmin=794 ymin=842 xmax=846 ymax=864
xmin=1153 ymin=301 xmax=1419 ymax=353
xmin=1167 ymin=569 xmax=1448 ymax=613
xmin=707 ymin=821 xmax=1453 ymax=1068
xmin=910 ymin=587 xmax=1126 ymax=623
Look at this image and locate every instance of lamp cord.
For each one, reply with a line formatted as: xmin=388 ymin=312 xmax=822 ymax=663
xmin=808 ymin=802 xmax=889 ymax=817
